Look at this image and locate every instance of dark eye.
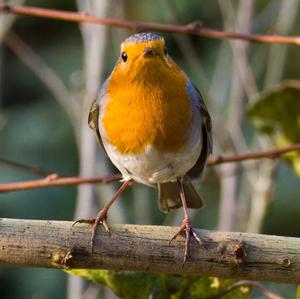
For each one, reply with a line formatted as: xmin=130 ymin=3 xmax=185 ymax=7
xmin=121 ymin=51 xmax=128 ymax=63
xmin=164 ymin=46 xmax=168 ymax=56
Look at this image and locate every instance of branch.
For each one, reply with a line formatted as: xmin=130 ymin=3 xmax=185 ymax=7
xmin=0 ymin=143 xmax=299 ymax=193
xmin=0 ymin=157 xmax=53 ymax=176
xmin=0 ymin=218 xmax=299 ymax=284
xmin=0 ymin=174 xmax=122 ymax=192
xmin=207 ymin=143 xmax=300 ymax=166
xmin=4 ymin=31 xmax=73 ymax=121
xmin=1 ymin=3 xmax=300 ymax=46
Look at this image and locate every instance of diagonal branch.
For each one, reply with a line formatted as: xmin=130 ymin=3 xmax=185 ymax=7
xmin=4 ymin=31 xmax=73 ymax=121
xmin=0 ymin=3 xmax=300 ymax=46
xmin=0 ymin=143 xmax=299 ymax=193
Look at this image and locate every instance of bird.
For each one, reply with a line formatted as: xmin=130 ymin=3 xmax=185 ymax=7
xmin=74 ymin=32 xmax=212 ymax=264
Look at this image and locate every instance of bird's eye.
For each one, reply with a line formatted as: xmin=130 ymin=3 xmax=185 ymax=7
xmin=164 ymin=46 xmax=168 ymax=56
xmin=121 ymin=51 xmax=128 ymax=63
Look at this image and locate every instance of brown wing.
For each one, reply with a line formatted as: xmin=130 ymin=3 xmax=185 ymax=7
xmin=186 ymin=84 xmax=213 ymax=180
xmin=88 ymin=81 xmax=109 ymax=151
xmin=88 ymin=99 xmax=105 ymax=150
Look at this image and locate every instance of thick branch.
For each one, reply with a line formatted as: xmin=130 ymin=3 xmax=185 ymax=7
xmin=0 ymin=218 xmax=299 ymax=284
xmin=1 ymin=4 xmax=300 ymax=46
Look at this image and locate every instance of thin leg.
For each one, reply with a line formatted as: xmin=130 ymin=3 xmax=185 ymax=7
xmin=73 ymin=179 xmax=133 ymax=252
xmin=170 ymin=178 xmax=206 ymax=266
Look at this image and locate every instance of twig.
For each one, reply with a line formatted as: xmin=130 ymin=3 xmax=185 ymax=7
xmin=0 ymin=157 xmax=53 ymax=176
xmin=217 ymin=0 xmax=255 ymax=232
xmin=4 ymin=31 xmax=73 ymax=121
xmin=0 ymin=174 xmax=122 ymax=193
xmin=0 ymin=4 xmax=300 ymax=46
xmin=0 ymin=218 xmax=299 ymax=284
xmin=207 ymin=143 xmax=300 ymax=166
xmin=0 ymin=143 xmax=299 ymax=193
xmin=264 ymin=1 xmax=300 ymax=88
xmin=0 ymin=0 xmax=25 ymax=42
xmin=205 ymin=280 xmax=284 ymax=299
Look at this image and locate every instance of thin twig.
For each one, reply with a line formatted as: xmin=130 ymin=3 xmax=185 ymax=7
xmin=0 ymin=158 xmax=53 ymax=176
xmin=0 ymin=174 xmax=122 ymax=193
xmin=207 ymin=143 xmax=300 ymax=166
xmin=0 ymin=143 xmax=299 ymax=193
xmin=0 ymin=4 xmax=300 ymax=45
xmin=0 ymin=0 xmax=25 ymax=42
xmin=4 ymin=31 xmax=73 ymax=121
xmin=205 ymin=280 xmax=284 ymax=299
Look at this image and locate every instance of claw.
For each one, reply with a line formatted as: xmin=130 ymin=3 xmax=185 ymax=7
xmin=102 ymin=218 xmax=110 ymax=234
xmin=173 ymin=178 xmax=208 ymax=266
xmin=91 ymin=209 xmax=109 ymax=253
xmin=72 ymin=218 xmax=96 ymax=227
xmin=169 ymin=228 xmax=182 ymax=245
xmin=171 ymin=217 xmax=207 ymax=267
xmin=72 ymin=179 xmax=132 ymax=253
xmin=72 ymin=208 xmax=109 ymax=253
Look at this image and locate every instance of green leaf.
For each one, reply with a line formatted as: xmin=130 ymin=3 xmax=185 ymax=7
xmin=68 ymin=270 xmax=251 ymax=299
xmin=296 ymin=285 xmax=300 ymax=299
xmin=247 ymin=80 xmax=300 ymax=176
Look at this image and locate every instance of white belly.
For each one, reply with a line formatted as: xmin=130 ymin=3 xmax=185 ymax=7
xmin=102 ymin=122 xmax=202 ymax=186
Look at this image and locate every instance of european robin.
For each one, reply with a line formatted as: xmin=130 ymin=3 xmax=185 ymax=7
xmin=75 ymin=32 xmax=212 ymax=264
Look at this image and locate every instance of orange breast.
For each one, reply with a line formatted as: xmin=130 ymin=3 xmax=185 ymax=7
xmin=102 ymin=60 xmax=193 ymax=155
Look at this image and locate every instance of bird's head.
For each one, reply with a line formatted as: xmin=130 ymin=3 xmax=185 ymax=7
xmin=112 ymin=32 xmax=172 ymax=83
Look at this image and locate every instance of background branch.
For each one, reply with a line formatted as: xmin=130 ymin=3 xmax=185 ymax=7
xmin=4 ymin=31 xmax=73 ymax=120
xmin=0 ymin=157 xmax=54 ymax=176
xmin=216 ymin=0 xmax=255 ymax=232
xmin=207 ymin=143 xmax=300 ymax=166
xmin=0 ymin=143 xmax=299 ymax=192
xmin=0 ymin=4 xmax=300 ymax=46
xmin=0 ymin=218 xmax=299 ymax=285
xmin=0 ymin=174 xmax=122 ymax=193
xmin=69 ymin=1 xmax=112 ymax=297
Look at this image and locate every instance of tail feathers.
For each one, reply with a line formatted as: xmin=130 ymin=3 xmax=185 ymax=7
xmin=158 ymin=181 xmax=204 ymax=213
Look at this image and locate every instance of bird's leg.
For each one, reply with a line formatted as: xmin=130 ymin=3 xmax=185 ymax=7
xmin=73 ymin=179 xmax=133 ymax=252
xmin=170 ymin=177 xmax=206 ymax=266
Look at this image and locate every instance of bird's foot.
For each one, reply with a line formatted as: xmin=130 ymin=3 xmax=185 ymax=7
xmin=170 ymin=216 xmax=207 ymax=267
xmin=72 ymin=208 xmax=110 ymax=253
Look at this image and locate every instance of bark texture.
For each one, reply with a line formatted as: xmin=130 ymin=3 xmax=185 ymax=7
xmin=0 ymin=218 xmax=299 ymax=284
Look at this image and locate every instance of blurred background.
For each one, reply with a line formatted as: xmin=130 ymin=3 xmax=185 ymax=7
xmin=0 ymin=0 xmax=300 ymax=298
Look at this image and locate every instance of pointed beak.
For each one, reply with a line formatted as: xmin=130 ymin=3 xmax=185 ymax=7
xmin=143 ymin=47 xmax=155 ymax=57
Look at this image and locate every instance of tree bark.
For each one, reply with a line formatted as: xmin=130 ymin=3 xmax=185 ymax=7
xmin=0 ymin=218 xmax=299 ymax=284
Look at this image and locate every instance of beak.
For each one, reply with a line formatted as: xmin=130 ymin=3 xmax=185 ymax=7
xmin=143 ymin=47 xmax=155 ymax=57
